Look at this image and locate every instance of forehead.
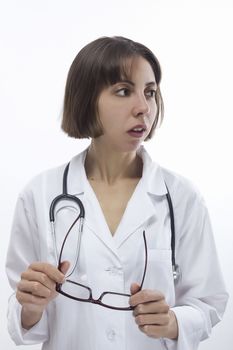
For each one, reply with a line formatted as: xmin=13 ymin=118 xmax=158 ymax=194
xmin=117 ymin=56 xmax=155 ymax=81
xmin=124 ymin=56 xmax=156 ymax=82
xmin=102 ymin=54 xmax=155 ymax=86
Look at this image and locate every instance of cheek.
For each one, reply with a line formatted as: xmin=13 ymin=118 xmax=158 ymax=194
xmin=98 ymin=114 xmax=119 ymax=136
xmin=149 ymin=103 xmax=157 ymax=123
xmin=99 ymin=105 xmax=126 ymax=131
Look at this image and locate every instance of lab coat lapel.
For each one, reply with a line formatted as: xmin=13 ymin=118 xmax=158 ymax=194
xmin=113 ymin=184 xmax=157 ymax=248
xmin=113 ymin=150 xmax=168 ymax=248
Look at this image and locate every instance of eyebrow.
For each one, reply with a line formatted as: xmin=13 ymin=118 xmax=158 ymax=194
xmin=117 ymin=79 xmax=156 ymax=87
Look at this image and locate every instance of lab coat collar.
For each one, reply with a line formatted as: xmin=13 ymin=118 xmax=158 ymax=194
xmin=66 ymin=146 xmax=168 ymax=252
xmin=112 ymin=147 xmax=168 ymax=247
xmin=65 ymin=148 xmax=88 ymax=195
xmin=66 ymin=145 xmax=168 ymax=197
xmin=137 ymin=146 xmax=168 ymax=196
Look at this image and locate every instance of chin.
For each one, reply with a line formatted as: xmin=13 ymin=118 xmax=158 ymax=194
xmin=98 ymin=136 xmax=143 ymax=153
xmin=117 ymin=140 xmax=143 ymax=153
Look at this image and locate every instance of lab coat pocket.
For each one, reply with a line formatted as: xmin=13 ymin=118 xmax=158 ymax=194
xmin=145 ymin=249 xmax=175 ymax=306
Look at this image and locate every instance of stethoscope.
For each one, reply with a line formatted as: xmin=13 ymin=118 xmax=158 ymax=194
xmin=49 ymin=163 xmax=180 ymax=282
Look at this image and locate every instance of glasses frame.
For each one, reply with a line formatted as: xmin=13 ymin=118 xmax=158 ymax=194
xmin=56 ymin=229 xmax=148 ymax=311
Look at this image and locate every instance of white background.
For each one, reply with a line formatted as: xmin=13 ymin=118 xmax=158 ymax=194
xmin=0 ymin=0 xmax=232 ymax=349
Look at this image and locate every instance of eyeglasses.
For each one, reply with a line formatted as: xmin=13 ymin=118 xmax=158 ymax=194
xmin=56 ymin=227 xmax=148 ymax=311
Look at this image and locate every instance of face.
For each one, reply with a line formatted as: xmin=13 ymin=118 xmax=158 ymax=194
xmin=95 ymin=56 xmax=157 ymax=152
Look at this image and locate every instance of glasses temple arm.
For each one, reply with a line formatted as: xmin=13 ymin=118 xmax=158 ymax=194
xmin=138 ymin=230 xmax=148 ymax=291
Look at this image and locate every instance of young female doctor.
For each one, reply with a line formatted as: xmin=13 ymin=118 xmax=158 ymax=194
xmin=6 ymin=36 xmax=228 ymax=350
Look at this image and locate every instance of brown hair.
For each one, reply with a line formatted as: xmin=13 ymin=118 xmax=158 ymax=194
xmin=61 ymin=36 xmax=164 ymax=140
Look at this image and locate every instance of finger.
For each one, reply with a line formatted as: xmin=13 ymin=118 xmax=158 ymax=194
xmin=29 ymin=262 xmax=65 ymax=283
xmin=135 ymin=313 xmax=170 ymax=327
xmin=18 ymin=280 xmax=52 ymax=298
xmin=21 ymin=270 xmax=55 ymax=290
xmin=16 ymin=290 xmax=51 ymax=307
xmin=130 ymin=283 xmax=141 ymax=295
xmin=129 ymin=289 xmax=164 ymax=307
xmin=59 ymin=261 xmax=70 ymax=275
xmin=139 ymin=324 xmax=167 ymax=338
xmin=133 ymin=300 xmax=169 ymax=316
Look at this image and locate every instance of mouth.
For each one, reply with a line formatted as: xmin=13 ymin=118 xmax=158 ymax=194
xmin=127 ymin=125 xmax=147 ymax=138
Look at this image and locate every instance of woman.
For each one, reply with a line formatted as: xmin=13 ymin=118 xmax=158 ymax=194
xmin=6 ymin=36 xmax=228 ymax=350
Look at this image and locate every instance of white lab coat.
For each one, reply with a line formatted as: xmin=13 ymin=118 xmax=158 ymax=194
xmin=6 ymin=146 xmax=228 ymax=350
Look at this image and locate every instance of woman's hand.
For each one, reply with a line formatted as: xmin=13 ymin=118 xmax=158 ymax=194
xmin=16 ymin=261 xmax=70 ymax=329
xmin=129 ymin=283 xmax=178 ymax=340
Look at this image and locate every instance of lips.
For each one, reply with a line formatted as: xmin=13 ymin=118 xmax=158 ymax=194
xmin=128 ymin=124 xmax=147 ymax=133
xmin=127 ymin=124 xmax=147 ymax=138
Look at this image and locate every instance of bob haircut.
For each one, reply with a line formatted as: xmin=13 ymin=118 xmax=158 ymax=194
xmin=61 ymin=36 xmax=164 ymax=140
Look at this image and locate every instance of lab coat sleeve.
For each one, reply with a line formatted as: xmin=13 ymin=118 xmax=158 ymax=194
xmin=163 ymin=190 xmax=228 ymax=350
xmin=5 ymin=192 xmax=49 ymax=345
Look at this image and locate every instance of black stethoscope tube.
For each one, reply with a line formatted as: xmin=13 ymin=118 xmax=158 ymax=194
xmin=49 ymin=163 xmax=85 ymax=222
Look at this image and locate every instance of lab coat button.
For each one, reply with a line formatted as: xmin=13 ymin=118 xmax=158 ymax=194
xmin=106 ymin=266 xmax=123 ymax=276
xmin=80 ymin=274 xmax=87 ymax=281
xmin=106 ymin=329 xmax=116 ymax=341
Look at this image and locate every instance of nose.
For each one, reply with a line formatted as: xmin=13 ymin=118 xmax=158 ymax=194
xmin=132 ymin=93 xmax=150 ymax=117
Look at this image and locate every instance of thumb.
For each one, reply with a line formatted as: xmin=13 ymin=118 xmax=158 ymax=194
xmin=130 ymin=282 xmax=141 ymax=295
xmin=59 ymin=261 xmax=70 ymax=275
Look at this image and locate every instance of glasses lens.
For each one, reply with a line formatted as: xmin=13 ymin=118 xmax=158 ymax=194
xmin=61 ymin=280 xmax=91 ymax=300
xmin=101 ymin=292 xmax=130 ymax=308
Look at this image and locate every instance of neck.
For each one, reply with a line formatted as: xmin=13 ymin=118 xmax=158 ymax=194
xmin=85 ymin=141 xmax=142 ymax=185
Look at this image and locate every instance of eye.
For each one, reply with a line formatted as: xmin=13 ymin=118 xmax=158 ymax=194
xmin=115 ymin=88 xmax=131 ymax=97
xmin=145 ymin=89 xmax=156 ymax=99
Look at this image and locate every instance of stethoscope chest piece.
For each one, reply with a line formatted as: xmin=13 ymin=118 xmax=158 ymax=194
xmin=172 ymin=264 xmax=180 ymax=283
